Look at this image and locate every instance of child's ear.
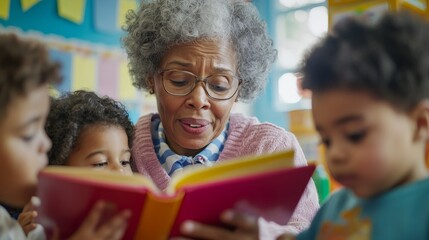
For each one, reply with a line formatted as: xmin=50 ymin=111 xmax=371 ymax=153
xmin=411 ymin=100 xmax=429 ymax=142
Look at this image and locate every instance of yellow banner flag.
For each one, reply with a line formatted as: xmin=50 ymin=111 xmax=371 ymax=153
xmin=119 ymin=60 xmax=137 ymax=100
xmin=0 ymin=0 xmax=11 ymax=20
xmin=58 ymin=0 xmax=86 ymax=24
xmin=117 ymin=0 xmax=137 ymax=28
xmin=21 ymin=0 xmax=40 ymax=12
xmin=72 ymin=54 xmax=97 ymax=91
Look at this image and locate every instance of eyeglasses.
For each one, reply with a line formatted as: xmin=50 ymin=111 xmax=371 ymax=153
xmin=158 ymin=69 xmax=241 ymax=100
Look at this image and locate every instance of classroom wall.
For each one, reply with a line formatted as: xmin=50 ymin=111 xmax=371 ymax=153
xmin=0 ymin=0 xmax=275 ymax=124
xmin=0 ymin=0 xmax=127 ymax=46
xmin=246 ymin=0 xmax=288 ymax=128
xmin=0 ymin=0 xmax=152 ymax=123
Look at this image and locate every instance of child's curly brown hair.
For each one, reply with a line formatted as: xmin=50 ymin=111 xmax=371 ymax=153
xmin=0 ymin=33 xmax=61 ymax=116
xmin=45 ymin=90 xmax=135 ymax=166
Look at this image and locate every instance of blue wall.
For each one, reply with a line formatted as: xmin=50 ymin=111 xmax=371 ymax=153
xmin=252 ymin=0 xmax=288 ymax=129
xmin=0 ymin=0 xmax=287 ymax=128
xmin=0 ymin=0 xmax=122 ymax=47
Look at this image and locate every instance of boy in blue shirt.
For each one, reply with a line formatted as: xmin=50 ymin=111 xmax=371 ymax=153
xmin=279 ymin=11 xmax=429 ymax=240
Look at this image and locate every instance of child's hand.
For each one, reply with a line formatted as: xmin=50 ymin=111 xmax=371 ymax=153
xmin=68 ymin=201 xmax=131 ymax=240
xmin=17 ymin=196 xmax=40 ymax=235
xmin=174 ymin=210 xmax=259 ymax=240
xmin=276 ymin=233 xmax=296 ymax=240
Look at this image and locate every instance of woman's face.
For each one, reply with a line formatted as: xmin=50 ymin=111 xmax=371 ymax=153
xmin=150 ymin=39 xmax=239 ymax=156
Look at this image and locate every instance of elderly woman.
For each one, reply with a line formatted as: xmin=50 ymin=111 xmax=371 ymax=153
xmin=122 ymin=0 xmax=319 ymax=239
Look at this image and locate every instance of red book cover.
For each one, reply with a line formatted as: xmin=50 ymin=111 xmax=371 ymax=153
xmin=36 ymin=150 xmax=315 ymax=240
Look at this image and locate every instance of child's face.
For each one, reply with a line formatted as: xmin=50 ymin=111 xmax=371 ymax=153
xmin=0 ymin=85 xmax=51 ymax=207
xmin=312 ymin=89 xmax=427 ymax=198
xmin=66 ymin=124 xmax=133 ymax=175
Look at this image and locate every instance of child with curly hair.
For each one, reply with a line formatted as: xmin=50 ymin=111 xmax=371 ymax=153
xmin=278 ymin=11 xmax=429 ymax=240
xmin=45 ymin=90 xmax=134 ymax=172
xmin=0 ymin=33 xmax=130 ymax=240
xmin=19 ymin=90 xmax=135 ymax=236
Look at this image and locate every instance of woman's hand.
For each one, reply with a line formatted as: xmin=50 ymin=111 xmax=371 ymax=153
xmin=174 ymin=210 xmax=259 ymax=240
xmin=67 ymin=201 xmax=131 ymax=240
xmin=17 ymin=198 xmax=39 ymax=235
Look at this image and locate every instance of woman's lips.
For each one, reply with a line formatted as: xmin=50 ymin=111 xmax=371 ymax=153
xmin=179 ymin=119 xmax=210 ymax=134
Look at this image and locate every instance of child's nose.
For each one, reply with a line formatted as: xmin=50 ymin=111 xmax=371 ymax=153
xmin=327 ymin=142 xmax=347 ymax=164
xmin=39 ymin=130 xmax=52 ymax=153
xmin=109 ymin=163 xmax=126 ymax=174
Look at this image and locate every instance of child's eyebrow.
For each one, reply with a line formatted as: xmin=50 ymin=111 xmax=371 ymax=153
xmin=334 ymin=115 xmax=364 ymax=126
xmin=316 ymin=115 xmax=364 ymax=132
xmin=16 ymin=116 xmax=42 ymax=130
xmin=85 ymin=151 xmax=105 ymax=159
xmin=85 ymin=149 xmax=131 ymax=159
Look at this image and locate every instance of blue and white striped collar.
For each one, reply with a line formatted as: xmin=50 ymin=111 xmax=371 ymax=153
xmin=152 ymin=117 xmax=228 ymax=176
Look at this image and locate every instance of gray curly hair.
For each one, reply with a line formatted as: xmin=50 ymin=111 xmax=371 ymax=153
xmin=122 ymin=0 xmax=277 ymax=102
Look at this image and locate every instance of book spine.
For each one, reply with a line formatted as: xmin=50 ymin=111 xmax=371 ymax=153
xmin=134 ymin=191 xmax=184 ymax=240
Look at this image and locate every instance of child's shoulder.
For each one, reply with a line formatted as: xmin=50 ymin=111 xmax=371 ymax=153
xmin=0 ymin=205 xmax=27 ymax=239
xmin=384 ymin=176 xmax=429 ymax=201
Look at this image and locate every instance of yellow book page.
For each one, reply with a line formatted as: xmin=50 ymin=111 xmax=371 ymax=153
xmin=41 ymin=166 xmax=158 ymax=192
xmin=166 ymin=150 xmax=295 ymax=195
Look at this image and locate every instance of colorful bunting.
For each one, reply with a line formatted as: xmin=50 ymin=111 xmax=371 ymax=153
xmin=57 ymin=0 xmax=86 ymax=24
xmin=21 ymin=0 xmax=41 ymax=12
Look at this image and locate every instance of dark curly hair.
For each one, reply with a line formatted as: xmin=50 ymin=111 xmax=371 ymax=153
xmin=46 ymin=90 xmax=134 ymax=166
xmin=300 ymin=11 xmax=429 ymax=111
xmin=0 ymin=33 xmax=61 ymax=116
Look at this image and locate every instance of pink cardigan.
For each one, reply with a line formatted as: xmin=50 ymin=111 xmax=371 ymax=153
xmin=132 ymin=113 xmax=319 ymax=239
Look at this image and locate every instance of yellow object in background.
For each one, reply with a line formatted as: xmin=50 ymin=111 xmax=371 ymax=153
xmin=21 ymin=0 xmax=40 ymax=12
xmin=0 ymin=0 xmax=11 ymax=20
xmin=57 ymin=0 xmax=86 ymax=24
xmin=288 ymin=110 xmax=339 ymax=201
xmin=117 ymin=0 xmax=137 ymax=29
xmin=400 ymin=0 xmax=429 ymax=17
xmin=72 ymin=54 xmax=96 ymax=91
xmin=328 ymin=0 xmax=395 ymax=28
xmin=328 ymin=0 xmax=429 ymax=29
xmin=119 ymin=60 xmax=137 ymax=100
xmin=426 ymin=142 xmax=429 ymax=168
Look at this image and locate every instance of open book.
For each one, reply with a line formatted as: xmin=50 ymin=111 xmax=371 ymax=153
xmin=36 ymin=150 xmax=315 ymax=240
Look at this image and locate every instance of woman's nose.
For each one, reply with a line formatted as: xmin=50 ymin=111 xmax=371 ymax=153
xmin=185 ymin=82 xmax=210 ymax=110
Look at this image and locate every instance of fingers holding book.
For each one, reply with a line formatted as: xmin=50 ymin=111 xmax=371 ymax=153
xmin=175 ymin=209 xmax=259 ymax=240
xmin=67 ymin=201 xmax=131 ymax=240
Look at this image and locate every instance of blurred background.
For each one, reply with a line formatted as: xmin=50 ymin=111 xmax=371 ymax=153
xmin=1 ymin=0 xmax=428 ymax=202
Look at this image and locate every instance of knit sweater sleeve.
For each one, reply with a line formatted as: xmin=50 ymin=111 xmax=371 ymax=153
xmin=222 ymin=114 xmax=319 ymax=239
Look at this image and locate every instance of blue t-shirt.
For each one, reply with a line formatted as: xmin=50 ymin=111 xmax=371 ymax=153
xmin=298 ymin=177 xmax=429 ymax=240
